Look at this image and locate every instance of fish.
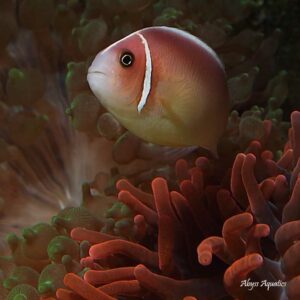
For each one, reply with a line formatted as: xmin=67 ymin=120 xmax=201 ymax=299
xmin=87 ymin=26 xmax=229 ymax=157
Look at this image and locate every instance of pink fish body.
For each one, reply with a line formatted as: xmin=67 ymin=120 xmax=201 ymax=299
xmin=87 ymin=26 xmax=229 ymax=155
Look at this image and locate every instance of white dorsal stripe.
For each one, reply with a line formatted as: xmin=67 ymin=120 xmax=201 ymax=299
xmin=137 ymin=33 xmax=152 ymax=113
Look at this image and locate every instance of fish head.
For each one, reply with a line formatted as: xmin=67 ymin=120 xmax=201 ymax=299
xmin=87 ymin=33 xmax=146 ymax=116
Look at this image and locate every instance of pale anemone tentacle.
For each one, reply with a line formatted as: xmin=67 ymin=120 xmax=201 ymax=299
xmin=137 ymin=33 xmax=152 ymax=113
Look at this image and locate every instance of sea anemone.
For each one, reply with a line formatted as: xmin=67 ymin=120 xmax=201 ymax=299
xmin=0 ymin=0 xmax=300 ymax=299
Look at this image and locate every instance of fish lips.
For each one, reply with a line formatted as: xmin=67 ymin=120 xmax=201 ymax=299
xmin=87 ymin=70 xmax=106 ymax=96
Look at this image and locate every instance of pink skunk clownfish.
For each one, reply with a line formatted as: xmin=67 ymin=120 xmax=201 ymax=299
xmin=87 ymin=26 xmax=229 ymax=157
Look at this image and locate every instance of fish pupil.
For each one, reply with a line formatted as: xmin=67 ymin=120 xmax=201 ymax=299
xmin=120 ymin=52 xmax=134 ymax=67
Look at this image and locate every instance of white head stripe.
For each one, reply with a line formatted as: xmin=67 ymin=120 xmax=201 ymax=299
xmin=137 ymin=33 xmax=152 ymax=113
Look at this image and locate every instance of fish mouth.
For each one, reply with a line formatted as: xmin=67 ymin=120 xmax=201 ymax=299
xmin=87 ymin=70 xmax=106 ymax=92
xmin=88 ymin=68 xmax=106 ymax=76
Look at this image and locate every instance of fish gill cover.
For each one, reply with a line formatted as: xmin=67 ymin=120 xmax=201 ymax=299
xmin=0 ymin=0 xmax=299 ymax=299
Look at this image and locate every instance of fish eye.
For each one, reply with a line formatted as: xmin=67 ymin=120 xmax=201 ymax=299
xmin=120 ymin=52 xmax=134 ymax=67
